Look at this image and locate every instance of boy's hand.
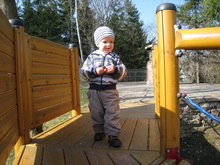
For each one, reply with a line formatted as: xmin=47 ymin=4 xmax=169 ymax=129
xmin=96 ymin=66 xmax=106 ymax=75
xmin=105 ymin=65 xmax=115 ymax=73
xmin=96 ymin=66 xmax=115 ymax=75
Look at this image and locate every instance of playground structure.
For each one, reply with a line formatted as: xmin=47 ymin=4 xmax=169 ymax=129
xmin=0 ymin=3 xmax=219 ymax=165
xmin=153 ymin=3 xmax=220 ymax=162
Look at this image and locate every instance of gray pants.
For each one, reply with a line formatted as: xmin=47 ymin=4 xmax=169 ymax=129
xmin=87 ymin=89 xmax=121 ymax=136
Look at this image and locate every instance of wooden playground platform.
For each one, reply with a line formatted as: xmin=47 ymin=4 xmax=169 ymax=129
xmin=13 ymin=102 xmax=168 ymax=165
xmin=3 ymin=2 xmax=218 ymax=163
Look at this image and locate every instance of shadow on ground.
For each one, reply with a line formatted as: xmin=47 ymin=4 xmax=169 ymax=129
xmin=180 ymin=128 xmax=220 ymax=165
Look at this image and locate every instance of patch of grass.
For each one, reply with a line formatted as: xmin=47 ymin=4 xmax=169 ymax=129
xmin=5 ymin=150 xmax=14 ymax=165
xmin=80 ymin=87 xmax=89 ymax=112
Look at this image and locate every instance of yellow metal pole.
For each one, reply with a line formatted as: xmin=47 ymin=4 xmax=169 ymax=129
xmin=156 ymin=8 xmax=166 ymax=155
xmin=156 ymin=3 xmax=180 ymax=158
xmin=175 ymin=27 xmax=220 ymax=50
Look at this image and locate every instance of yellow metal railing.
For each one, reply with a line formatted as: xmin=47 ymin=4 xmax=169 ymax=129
xmin=154 ymin=2 xmax=220 ymax=162
xmin=156 ymin=3 xmax=180 ymax=156
xmin=176 ymin=27 xmax=220 ymax=50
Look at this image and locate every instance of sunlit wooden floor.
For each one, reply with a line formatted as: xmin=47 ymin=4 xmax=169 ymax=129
xmin=13 ymin=103 xmax=165 ymax=165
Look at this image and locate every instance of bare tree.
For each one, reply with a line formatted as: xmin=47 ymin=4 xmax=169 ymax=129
xmin=91 ymin=0 xmax=120 ymax=25
xmin=75 ymin=0 xmax=84 ymax=62
xmin=0 ymin=0 xmax=19 ymax=19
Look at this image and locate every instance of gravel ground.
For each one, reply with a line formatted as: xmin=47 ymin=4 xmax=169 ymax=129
xmin=117 ymin=82 xmax=220 ymax=103
xmin=117 ymin=82 xmax=220 ymax=165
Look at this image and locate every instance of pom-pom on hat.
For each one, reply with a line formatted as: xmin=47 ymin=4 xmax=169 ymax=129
xmin=94 ymin=26 xmax=114 ymax=46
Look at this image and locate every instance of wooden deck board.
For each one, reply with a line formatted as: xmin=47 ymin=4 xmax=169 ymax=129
xmin=86 ymin=150 xmax=114 ymax=165
xmin=129 ymin=118 xmax=149 ymax=150
xmin=149 ymin=119 xmax=160 ymax=151
xmin=108 ymin=152 xmax=140 ymax=165
xmin=60 ymin=119 xmax=93 ymax=146
xmin=65 ymin=149 xmax=89 ymax=165
xmin=15 ymin=109 xmax=161 ymax=165
xmin=32 ymin=114 xmax=84 ymax=143
xmin=119 ymin=118 xmax=137 ymax=150
xmin=43 ymin=147 xmax=65 ymax=165
xmin=18 ymin=145 xmax=42 ymax=165
xmin=132 ymin=151 xmax=160 ymax=165
xmin=74 ymin=129 xmax=95 ymax=148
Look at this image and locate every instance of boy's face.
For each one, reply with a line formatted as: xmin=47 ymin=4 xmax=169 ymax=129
xmin=97 ymin=36 xmax=114 ymax=54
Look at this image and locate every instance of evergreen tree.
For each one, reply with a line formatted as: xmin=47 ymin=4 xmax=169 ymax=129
xmin=58 ymin=0 xmax=78 ymax=45
xmin=177 ymin=0 xmax=219 ymax=28
xmin=78 ymin=0 xmax=97 ymax=57
xmin=20 ymin=0 xmax=67 ymax=44
xmin=109 ymin=0 xmax=147 ymax=69
xmin=200 ymin=0 xmax=220 ymax=27
xmin=19 ymin=0 xmax=148 ymax=69
xmin=177 ymin=0 xmax=202 ymax=28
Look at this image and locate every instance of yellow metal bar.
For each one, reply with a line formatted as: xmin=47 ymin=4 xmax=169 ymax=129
xmin=175 ymin=27 xmax=220 ymax=50
xmin=156 ymin=9 xmax=166 ymax=154
xmin=156 ymin=3 xmax=180 ymax=155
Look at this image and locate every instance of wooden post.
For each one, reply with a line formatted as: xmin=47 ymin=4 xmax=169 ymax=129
xmin=14 ymin=23 xmax=32 ymax=154
xmin=69 ymin=44 xmax=81 ymax=116
xmin=156 ymin=3 xmax=180 ymax=157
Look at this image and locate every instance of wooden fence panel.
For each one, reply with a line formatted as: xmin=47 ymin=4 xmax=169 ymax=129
xmin=31 ymin=36 xmax=69 ymax=56
xmin=0 ymin=10 xmax=20 ymax=164
xmin=0 ymin=72 xmax=16 ymax=93
xmin=30 ymin=36 xmax=79 ymax=127
xmin=0 ymin=9 xmax=80 ymax=163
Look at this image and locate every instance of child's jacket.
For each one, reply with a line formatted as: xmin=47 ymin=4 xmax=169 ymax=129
xmin=80 ymin=50 xmax=127 ymax=88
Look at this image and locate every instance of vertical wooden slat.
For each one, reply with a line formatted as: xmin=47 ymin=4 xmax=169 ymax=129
xmin=15 ymin=26 xmax=33 ymax=145
xmin=74 ymin=48 xmax=81 ymax=114
xmin=70 ymin=46 xmax=81 ymax=116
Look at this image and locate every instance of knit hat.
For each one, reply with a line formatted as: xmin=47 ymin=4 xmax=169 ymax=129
xmin=94 ymin=26 xmax=115 ymax=46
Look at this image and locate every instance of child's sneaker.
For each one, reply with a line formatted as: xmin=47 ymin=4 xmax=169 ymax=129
xmin=94 ymin=133 xmax=105 ymax=141
xmin=108 ymin=135 xmax=122 ymax=147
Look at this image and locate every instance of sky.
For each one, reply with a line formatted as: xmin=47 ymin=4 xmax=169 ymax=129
xmin=131 ymin=0 xmax=185 ymax=40
xmin=132 ymin=0 xmax=185 ymax=26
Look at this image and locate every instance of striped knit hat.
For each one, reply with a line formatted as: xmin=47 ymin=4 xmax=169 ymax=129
xmin=94 ymin=26 xmax=115 ymax=46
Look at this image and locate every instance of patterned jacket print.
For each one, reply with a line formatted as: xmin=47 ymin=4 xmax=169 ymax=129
xmin=80 ymin=50 xmax=127 ymax=85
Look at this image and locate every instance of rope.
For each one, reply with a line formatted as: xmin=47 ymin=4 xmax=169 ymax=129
xmin=178 ymin=93 xmax=220 ymax=124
